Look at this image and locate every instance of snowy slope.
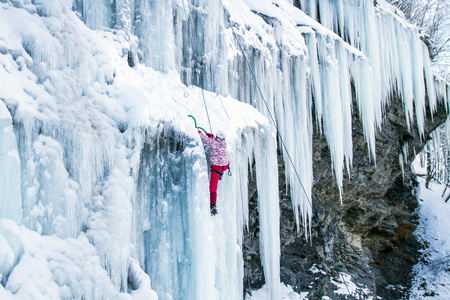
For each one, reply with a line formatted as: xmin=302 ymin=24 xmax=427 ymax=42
xmin=410 ymin=159 xmax=450 ymax=299
xmin=0 ymin=218 xmax=157 ymax=299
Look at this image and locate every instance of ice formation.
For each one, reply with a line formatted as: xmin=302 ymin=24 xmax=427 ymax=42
xmin=0 ymin=102 xmax=22 ymax=223
xmin=0 ymin=0 xmax=449 ymax=299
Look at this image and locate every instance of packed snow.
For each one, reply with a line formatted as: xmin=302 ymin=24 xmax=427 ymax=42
xmin=0 ymin=218 xmax=157 ymax=300
xmin=410 ymin=157 xmax=450 ymax=299
xmin=246 ymin=272 xmax=373 ymax=300
xmin=0 ymin=0 xmax=449 ymax=299
xmin=245 ymin=283 xmax=308 ymax=300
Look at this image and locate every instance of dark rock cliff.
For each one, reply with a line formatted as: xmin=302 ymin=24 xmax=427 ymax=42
xmin=244 ymin=92 xmax=449 ymax=299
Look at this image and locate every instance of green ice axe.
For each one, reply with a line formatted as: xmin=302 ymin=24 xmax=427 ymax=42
xmin=188 ymin=115 xmax=207 ymax=133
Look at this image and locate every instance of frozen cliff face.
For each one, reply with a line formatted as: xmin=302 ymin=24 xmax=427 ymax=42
xmin=1 ymin=0 xmax=449 ymax=299
xmin=73 ymin=0 xmax=449 ymax=217
xmin=0 ymin=1 xmax=281 ymax=299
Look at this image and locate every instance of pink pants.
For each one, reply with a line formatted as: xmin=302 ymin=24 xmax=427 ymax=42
xmin=210 ymin=164 xmax=229 ymax=205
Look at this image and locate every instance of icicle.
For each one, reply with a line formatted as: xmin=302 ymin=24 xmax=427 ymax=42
xmin=0 ymin=102 xmax=22 ymax=223
xmin=318 ymin=1 xmax=335 ymax=32
xmin=403 ymin=141 xmax=409 ymax=165
xmin=254 ymin=127 xmax=281 ymax=300
xmin=300 ymin=0 xmax=318 ymax=20
xmin=399 ymin=152 xmax=404 ymax=181
xmin=398 ymin=26 xmax=415 ymax=130
xmin=318 ymin=33 xmax=346 ymax=200
xmin=400 ymin=141 xmax=409 ymax=181
xmin=77 ymin=0 xmax=113 ymax=30
xmin=336 ymin=40 xmax=353 ymax=174
xmin=423 ymin=43 xmax=437 ymax=116
xmin=134 ymin=0 xmax=176 ymax=71
xmin=304 ymin=31 xmax=323 ymax=132
xmin=411 ymin=31 xmax=426 ymax=137
xmin=350 ymin=57 xmax=377 ymax=160
xmin=434 ymin=78 xmax=448 ymax=110
xmin=279 ymin=53 xmax=313 ymax=237
xmin=429 ymin=130 xmax=442 ymax=181
xmin=115 ymin=0 xmax=135 ymax=34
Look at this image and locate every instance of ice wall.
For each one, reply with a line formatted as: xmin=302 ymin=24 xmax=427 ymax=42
xmin=73 ymin=0 xmax=450 ymax=225
xmin=1 ymin=2 xmax=279 ymax=299
xmin=1 ymin=0 xmax=449 ymax=299
xmin=0 ymin=102 xmax=22 ymax=223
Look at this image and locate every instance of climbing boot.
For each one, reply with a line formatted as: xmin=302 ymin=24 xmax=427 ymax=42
xmin=210 ymin=204 xmax=218 ymax=216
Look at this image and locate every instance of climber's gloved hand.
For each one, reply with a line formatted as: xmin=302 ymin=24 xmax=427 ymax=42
xmin=198 ymin=130 xmax=202 ymax=134
xmin=206 ymin=133 xmax=214 ymax=138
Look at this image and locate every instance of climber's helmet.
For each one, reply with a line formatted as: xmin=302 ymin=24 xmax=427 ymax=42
xmin=216 ymin=130 xmax=226 ymax=140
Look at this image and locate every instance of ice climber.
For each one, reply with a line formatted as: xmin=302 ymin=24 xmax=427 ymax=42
xmin=198 ymin=130 xmax=229 ymax=216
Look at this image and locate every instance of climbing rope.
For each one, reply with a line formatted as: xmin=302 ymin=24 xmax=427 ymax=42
xmin=181 ymin=0 xmax=213 ymax=133
xmin=217 ymin=0 xmax=355 ymax=298
xmin=216 ymin=93 xmax=231 ymax=119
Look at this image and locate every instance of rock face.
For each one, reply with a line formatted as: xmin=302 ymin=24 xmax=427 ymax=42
xmin=244 ymin=94 xmax=449 ymax=299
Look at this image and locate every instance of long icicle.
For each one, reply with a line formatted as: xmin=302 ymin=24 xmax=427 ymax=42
xmin=217 ymin=0 xmax=355 ymax=298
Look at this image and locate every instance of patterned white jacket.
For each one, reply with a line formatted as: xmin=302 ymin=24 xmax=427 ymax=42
xmin=199 ymin=132 xmax=229 ymax=166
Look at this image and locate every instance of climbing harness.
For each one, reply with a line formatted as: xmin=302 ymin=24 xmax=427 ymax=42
xmin=217 ymin=0 xmax=355 ymax=298
xmin=182 ymin=0 xmax=213 ymax=133
xmin=213 ymin=169 xmax=224 ymax=179
xmin=213 ymin=166 xmax=232 ymax=179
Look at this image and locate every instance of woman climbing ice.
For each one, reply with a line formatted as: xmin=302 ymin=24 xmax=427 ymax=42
xmin=198 ymin=130 xmax=229 ymax=216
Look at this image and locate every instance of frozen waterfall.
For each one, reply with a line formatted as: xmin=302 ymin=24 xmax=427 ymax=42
xmin=1 ymin=0 xmax=449 ymax=299
xmin=72 ymin=0 xmax=449 ymax=230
